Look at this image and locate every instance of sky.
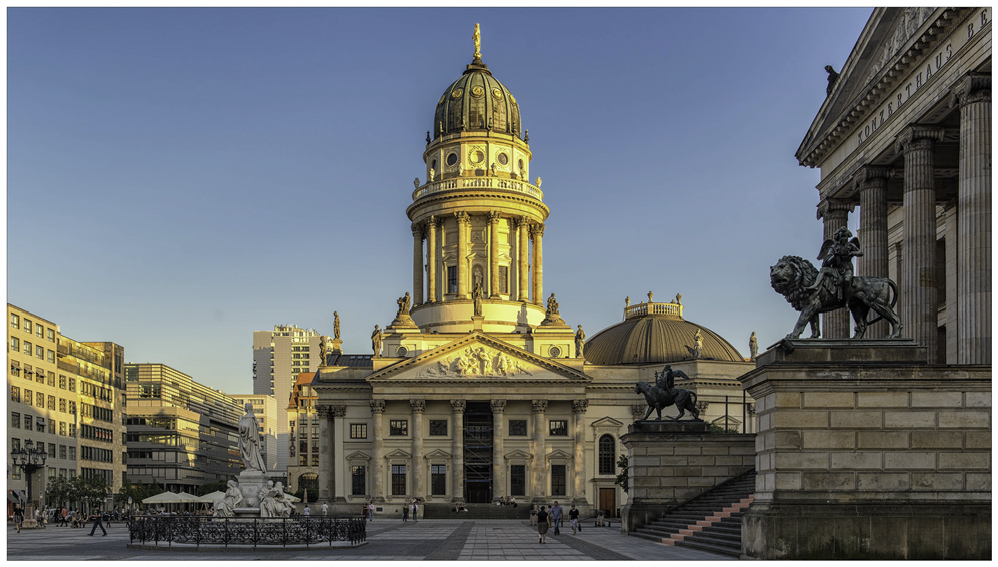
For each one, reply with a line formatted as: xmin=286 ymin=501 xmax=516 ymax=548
xmin=7 ymin=7 xmax=874 ymax=395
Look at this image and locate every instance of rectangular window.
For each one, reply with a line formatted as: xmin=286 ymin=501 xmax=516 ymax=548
xmin=59 ymin=422 xmax=66 ymax=436
xmin=10 ymin=313 xmax=19 ymax=329
xmin=391 ymin=464 xmax=407 ymax=496
xmin=24 ymin=414 xmax=32 ymax=429
xmin=11 ymin=337 xmax=19 ymax=351
xmin=47 ymin=329 xmax=55 ymax=342
xmin=447 ymin=266 xmax=458 ymax=294
xmin=24 ymin=320 xmax=31 ymax=334
xmin=36 ymin=325 xmax=44 ymax=338
xmin=510 ymin=464 xmax=526 ymax=495
xmin=47 ymin=372 xmax=55 ymax=386
xmin=59 ymin=445 xmax=67 ymax=459
xmin=429 ymin=420 xmax=447 ymax=436
xmin=24 ymin=341 xmax=32 ymax=355
xmin=11 ymin=412 xmax=20 ymax=428
xmin=350 ymin=423 xmax=367 ymax=439
xmin=431 ymin=464 xmax=446 ymax=495
xmin=549 ymin=420 xmax=568 ymax=436
xmin=299 ymin=455 xmax=307 ymax=466
xmin=59 ymin=399 xmax=66 ymax=413
xmin=508 ymin=419 xmax=527 ymax=436
xmin=68 ymin=378 xmax=76 ymax=392
xmin=69 ymin=423 xmax=76 ymax=437
xmin=47 ymin=395 xmax=55 ymax=410
xmin=36 ymin=392 xmax=45 ymax=408
xmin=11 ymin=386 xmax=20 ymax=403
xmin=25 ymin=389 xmax=32 ymax=405
xmin=551 ymin=464 xmax=566 ymax=496
xmin=47 ymin=350 xmax=55 ymax=363
xmin=389 ymin=420 xmax=408 ymax=436
xmin=35 ymin=345 xmax=44 ymax=359
xmin=311 ymin=454 xmax=319 ymax=467
xmin=69 ymin=446 xmax=76 ymax=460
xmin=498 ymin=265 xmax=508 ymax=294
xmin=48 ymin=420 xmax=56 ymax=434
xmin=36 ymin=416 xmax=46 ymax=432
xmin=351 ymin=465 xmax=366 ymax=496
xmin=68 ymin=401 xmax=76 ymax=415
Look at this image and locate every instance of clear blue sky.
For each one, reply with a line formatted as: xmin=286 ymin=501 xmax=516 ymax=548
xmin=8 ymin=7 xmax=873 ymax=394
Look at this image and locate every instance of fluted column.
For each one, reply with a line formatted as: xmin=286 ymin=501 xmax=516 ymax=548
xmin=816 ymin=199 xmax=853 ymax=338
xmin=856 ymin=166 xmax=892 ymax=338
xmin=896 ymin=125 xmax=944 ymax=363
xmin=316 ymin=405 xmax=333 ymax=502
xmin=427 ymin=216 xmax=438 ymax=303
xmin=571 ymin=399 xmax=588 ymax=504
xmin=410 ymin=399 xmax=426 ymax=499
xmin=332 ymin=406 xmax=347 ymax=501
xmin=450 ymin=400 xmax=466 ymax=502
xmin=488 ymin=211 xmax=501 ymax=298
xmin=531 ymin=224 xmax=545 ymax=305
xmin=517 ymin=217 xmax=530 ymax=302
xmin=370 ymin=400 xmax=386 ymax=502
xmin=455 ymin=212 xmax=469 ymax=299
xmin=531 ymin=400 xmax=548 ymax=502
xmin=953 ymin=74 xmax=991 ymax=364
xmin=491 ymin=400 xmax=507 ymax=501
xmin=412 ymin=224 xmax=424 ymax=306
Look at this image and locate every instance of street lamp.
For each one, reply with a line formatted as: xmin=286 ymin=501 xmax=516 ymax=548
xmin=11 ymin=440 xmax=47 ymax=519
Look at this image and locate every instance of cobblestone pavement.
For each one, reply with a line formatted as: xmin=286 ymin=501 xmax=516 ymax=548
xmin=6 ymin=520 xmax=734 ymax=561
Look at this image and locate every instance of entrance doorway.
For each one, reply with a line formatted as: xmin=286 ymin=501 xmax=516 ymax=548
xmin=599 ymin=488 xmax=616 ymax=517
xmin=463 ymin=401 xmax=493 ymax=503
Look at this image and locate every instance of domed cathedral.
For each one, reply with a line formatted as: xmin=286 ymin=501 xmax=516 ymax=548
xmin=311 ymin=26 xmax=754 ymax=517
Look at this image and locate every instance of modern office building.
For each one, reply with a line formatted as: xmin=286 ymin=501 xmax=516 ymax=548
xmin=230 ymin=393 xmax=278 ymax=473
xmin=124 ymin=363 xmax=242 ymax=492
xmin=252 ymin=325 xmax=325 ymax=474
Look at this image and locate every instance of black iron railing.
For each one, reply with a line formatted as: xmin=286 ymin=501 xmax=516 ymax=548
xmin=127 ymin=515 xmax=366 ymax=548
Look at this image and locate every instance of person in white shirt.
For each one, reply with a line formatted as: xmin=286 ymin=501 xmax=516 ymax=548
xmin=321 ymin=503 xmax=328 ymax=515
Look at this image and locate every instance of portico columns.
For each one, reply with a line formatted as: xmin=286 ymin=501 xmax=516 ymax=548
xmin=488 ymin=211 xmax=501 ymax=298
xmin=531 ymin=224 xmax=545 ymax=306
xmin=332 ymin=406 xmax=347 ymax=501
xmin=531 ymin=400 xmax=548 ymax=502
xmin=517 ymin=217 xmax=530 ymax=302
xmin=855 ymin=166 xmax=892 ymax=338
xmin=317 ymin=405 xmax=333 ymax=502
xmin=491 ymin=400 xmax=507 ymax=501
xmin=816 ymin=199 xmax=853 ymax=339
xmin=455 ymin=212 xmax=470 ymax=298
xmin=427 ymin=216 xmax=438 ymax=303
xmin=450 ymin=400 xmax=466 ymax=502
xmin=953 ymin=74 xmax=992 ymax=364
xmin=410 ymin=399 xmax=426 ymax=499
xmin=412 ymin=224 xmax=424 ymax=306
xmin=896 ymin=125 xmax=944 ymax=363
xmin=370 ymin=400 xmax=386 ymax=502
xmin=571 ymin=399 xmax=588 ymax=504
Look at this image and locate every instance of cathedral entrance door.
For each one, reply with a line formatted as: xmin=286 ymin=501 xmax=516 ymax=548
xmin=463 ymin=401 xmax=493 ymax=503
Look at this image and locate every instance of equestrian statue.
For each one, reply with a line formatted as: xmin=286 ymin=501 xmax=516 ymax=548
xmin=634 ymin=364 xmax=701 ymax=421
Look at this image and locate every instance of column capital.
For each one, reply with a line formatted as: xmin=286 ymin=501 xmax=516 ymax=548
xmin=487 ymin=210 xmax=502 ymax=224
xmin=516 ymin=215 xmax=531 ymax=229
xmin=370 ymin=400 xmax=386 ymax=414
xmin=490 ymin=399 xmax=507 ymax=413
xmin=571 ymin=399 xmax=589 ymax=414
xmin=332 ymin=405 xmax=347 ymax=418
xmin=852 ymin=165 xmax=894 ymax=188
xmin=530 ymin=223 xmax=545 ymax=237
xmin=454 ymin=211 xmax=470 ymax=225
xmin=531 ymin=400 xmax=548 ymax=413
xmin=450 ymin=400 xmax=467 ymax=413
xmin=816 ymin=198 xmax=854 ymax=221
xmin=410 ymin=399 xmax=426 ymax=413
xmin=411 ymin=223 xmax=423 ymax=238
xmin=895 ymin=124 xmax=944 ymax=155
xmin=427 ymin=214 xmax=438 ymax=226
xmin=951 ymin=73 xmax=991 ymax=107
xmin=316 ymin=405 xmax=333 ymax=419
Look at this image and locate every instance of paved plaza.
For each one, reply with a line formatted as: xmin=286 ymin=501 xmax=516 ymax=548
xmin=5 ymin=519 xmax=734 ymax=561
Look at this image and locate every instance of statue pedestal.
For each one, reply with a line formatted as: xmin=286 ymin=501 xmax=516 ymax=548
xmin=471 ymin=316 xmax=484 ymax=331
xmin=236 ymin=470 xmax=269 ymax=508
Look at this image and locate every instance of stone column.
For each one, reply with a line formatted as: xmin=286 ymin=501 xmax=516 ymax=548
xmin=855 ymin=166 xmax=892 ymax=338
xmin=531 ymin=400 xmax=548 ymax=502
xmin=952 ymin=74 xmax=991 ymax=364
xmin=531 ymin=223 xmax=545 ymax=306
xmin=410 ymin=399 xmax=426 ymax=499
xmin=427 ymin=216 xmax=438 ymax=303
xmin=518 ymin=216 xmax=530 ymax=302
xmin=316 ymin=405 xmax=333 ymax=502
xmin=571 ymin=399 xmax=588 ymax=504
xmin=816 ymin=199 xmax=853 ymax=338
xmin=896 ymin=125 xmax=944 ymax=363
xmin=488 ymin=211 xmax=501 ymax=298
xmin=370 ymin=400 xmax=386 ymax=502
xmin=450 ymin=400 xmax=466 ymax=502
xmin=455 ymin=212 xmax=469 ymax=299
xmin=412 ymin=223 xmax=424 ymax=306
xmin=491 ymin=400 xmax=507 ymax=501
xmin=332 ymin=405 xmax=347 ymax=501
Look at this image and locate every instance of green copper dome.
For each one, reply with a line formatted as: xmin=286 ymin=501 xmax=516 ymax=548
xmin=433 ymin=60 xmax=522 ymax=139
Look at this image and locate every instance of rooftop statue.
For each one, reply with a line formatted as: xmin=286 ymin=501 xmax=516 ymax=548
xmin=770 ymin=227 xmax=902 ymax=339
xmin=473 ymin=23 xmax=481 ymax=60
xmin=397 ymin=292 xmax=412 ymax=317
xmin=635 ymin=364 xmax=700 ymax=421
xmin=575 ymin=325 xmax=586 ymax=358
xmin=546 ymin=293 xmax=559 ymax=316
xmin=749 ymin=332 xmax=758 ymax=361
xmin=371 ymin=325 xmax=383 ymax=357
xmin=238 ymin=402 xmax=267 ymax=473
xmin=825 ymin=65 xmax=839 ymax=96
xmin=319 ymin=336 xmax=328 ymax=368
xmin=472 ymin=281 xmax=484 ymax=316
xmin=333 ymin=310 xmax=341 ymax=340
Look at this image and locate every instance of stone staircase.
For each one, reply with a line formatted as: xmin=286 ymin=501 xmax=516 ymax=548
xmin=630 ymin=470 xmax=756 ymax=557
xmin=421 ymin=502 xmax=530 ymax=520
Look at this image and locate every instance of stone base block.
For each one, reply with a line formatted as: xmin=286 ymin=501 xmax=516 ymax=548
xmin=629 ymin=420 xmax=709 ymax=434
xmin=743 ymin=500 xmax=991 ymax=559
xmin=236 ymin=470 xmax=270 ymax=508
xmin=757 ymin=338 xmax=922 ymax=366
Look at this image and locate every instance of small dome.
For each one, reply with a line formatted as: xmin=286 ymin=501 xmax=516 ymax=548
xmin=584 ymin=302 xmax=744 ymax=365
xmin=433 ymin=60 xmax=522 ymax=139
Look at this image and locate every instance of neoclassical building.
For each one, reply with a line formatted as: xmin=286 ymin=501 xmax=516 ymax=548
xmin=797 ymin=7 xmax=991 ymax=365
xmin=312 ymin=29 xmax=753 ymax=516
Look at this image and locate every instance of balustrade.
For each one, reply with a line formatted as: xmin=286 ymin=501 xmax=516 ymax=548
xmin=624 ymin=301 xmax=683 ymax=320
xmin=412 ymin=177 xmax=542 ymax=201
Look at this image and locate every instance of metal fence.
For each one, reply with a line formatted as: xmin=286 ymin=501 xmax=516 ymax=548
xmin=127 ymin=515 xmax=367 ymax=548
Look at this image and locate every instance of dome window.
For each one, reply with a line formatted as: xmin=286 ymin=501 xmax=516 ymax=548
xmin=497 ymin=153 xmax=509 ymax=166
xmin=446 ymin=153 xmax=458 ymax=166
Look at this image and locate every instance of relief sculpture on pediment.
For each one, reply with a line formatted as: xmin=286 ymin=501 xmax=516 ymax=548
xmin=867 ymin=7 xmax=936 ymax=84
xmin=418 ymin=346 xmax=533 ymax=378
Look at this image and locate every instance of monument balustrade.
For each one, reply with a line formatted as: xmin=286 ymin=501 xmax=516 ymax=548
xmin=127 ymin=514 xmax=367 ymax=549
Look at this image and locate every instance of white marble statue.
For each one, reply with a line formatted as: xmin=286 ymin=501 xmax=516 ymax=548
xmin=239 ymin=402 xmax=267 ymax=473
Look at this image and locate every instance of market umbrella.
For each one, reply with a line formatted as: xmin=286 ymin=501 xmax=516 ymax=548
xmin=198 ymin=491 xmax=226 ymax=503
xmin=142 ymin=492 xmax=182 ymax=504
xmin=174 ymin=492 xmax=202 ymax=503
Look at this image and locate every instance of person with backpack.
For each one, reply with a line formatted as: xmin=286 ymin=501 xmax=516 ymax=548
xmin=536 ymin=506 xmax=549 ymax=544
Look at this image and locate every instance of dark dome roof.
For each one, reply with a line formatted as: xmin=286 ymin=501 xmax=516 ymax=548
xmin=583 ymin=304 xmax=744 ymax=366
xmin=433 ymin=60 xmax=522 ymax=139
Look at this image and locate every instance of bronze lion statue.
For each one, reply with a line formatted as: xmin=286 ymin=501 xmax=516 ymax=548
xmin=770 ymin=255 xmax=901 ymax=339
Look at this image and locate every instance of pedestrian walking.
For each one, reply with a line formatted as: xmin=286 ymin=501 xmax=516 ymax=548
xmin=402 ymin=504 xmax=409 ymax=521
xmin=411 ymin=500 xmax=418 ymax=522
xmin=89 ymin=509 xmax=107 ymax=536
xmin=569 ymin=504 xmax=580 ymax=534
xmin=551 ymin=501 xmax=563 ymax=535
xmin=303 ymin=504 xmax=310 ymax=516
xmin=321 ymin=503 xmax=328 ymax=516
xmin=536 ymin=506 xmax=549 ymax=544
xmin=13 ymin=504 xmax=23 ymax=533
xmin=59 ymin=507 xmax=68 ymax=527
xmin=367 ymin=502 xmax=375 ymax=521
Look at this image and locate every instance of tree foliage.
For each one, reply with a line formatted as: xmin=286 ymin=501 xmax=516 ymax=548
xmin=76 ymin=474 xmax=112 ymax=509
xmin=197 ymin=482 xmax=228 ymax=497
xmin=45 ymin=476 xmax=78 ymax=508
xmin=613 ymin=453 xmax=629 ymax=493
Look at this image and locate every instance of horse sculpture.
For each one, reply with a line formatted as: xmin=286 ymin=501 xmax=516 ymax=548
xmin=635 ymin=380 xmax=700 ymax=421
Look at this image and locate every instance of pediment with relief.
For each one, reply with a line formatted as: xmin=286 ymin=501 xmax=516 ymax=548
xmin=419 ymin=345 xmax=533 ymax=379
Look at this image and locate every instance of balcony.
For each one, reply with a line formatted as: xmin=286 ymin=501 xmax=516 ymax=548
xmin=412 ymin=176 xmax=543 ymax=202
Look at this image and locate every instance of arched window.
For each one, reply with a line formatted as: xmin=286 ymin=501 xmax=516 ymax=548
xmin=598 ymin=434 xmax=615 ymax=475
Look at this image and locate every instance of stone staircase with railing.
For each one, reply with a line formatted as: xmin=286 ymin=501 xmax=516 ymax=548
xmin=629 ymin=470 xmax=756 ymax=557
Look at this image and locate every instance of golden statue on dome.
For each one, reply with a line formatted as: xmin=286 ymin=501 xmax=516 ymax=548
xmin=473 ymin=23 xmax=481 ymax=60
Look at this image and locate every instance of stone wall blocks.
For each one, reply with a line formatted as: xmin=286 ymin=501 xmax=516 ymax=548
xmin=775 ymin=392 xmax=802 ymax=408
xmin=701 ymin=446 xmax=730 ymax=456
xmin=937 ymin=452 xmax=990 ymax=470
xmin=686 ymin=456 xmax=715 ymax=466
xmin=965 ymin=431 xmax=991 ymax=449
xmin=674 ymin=467 xmax=701 ymax=477
xmin=774 ymin=411 xmax=830 ymax=428
xmin=687 ymin=477 xmax=718 ymax=488
xmin=857 ymin=472 xmax=909 ymax=491
xmin=965 ymin=473 xmax=991 ymax=491
xmin=830 ymin=451 xmax=883 ymax=469
xmin=831 ymin=411 xmax=882 ymax=428
xmin=884 ymin=411 xmax=935 ymax=428
xmin=774 ymin=472 xmax=802 ymax=490
xmin=910 ymin=430 xmax=963 ymax=449
xmin=938 ymin=411 xmax=990 ymax=429
xmin=631 ymin=456 xmax=660 ymax=467
xmin=632 ymin=476 xmax=660 ymax=488
xmin=857 ymin=431 xmax=908 ymax=449
xmin=884 ymin=452 xmax=935 ymax=469
xmin=911 ymin=391 xmax=963 ymax=407
xmin=729 ymin=443 xmax=759 ymax=455
xmin=659 ymin=456 xmax=690 ymax=466
xmin=857 ymin=392 xmax=910 ymax=408
xmin=803 ymin=392 xmax=856 ymax=408
xmin=775 ymin=453 xmax=828 ymax=470
xmin=715 ymin=455 xmax=744 ymax=466
xmin=965 ymin=392 xmax=991 ymax=407
xmin=802 ymin=472 xmax=856 ymax=491
xmin=802 ymin=430 xmax=856 ymax=449
xmin=775 ymin=431 xmax=803 ymax=449
xmin=910 ymin=472 xmax=964 ymax=491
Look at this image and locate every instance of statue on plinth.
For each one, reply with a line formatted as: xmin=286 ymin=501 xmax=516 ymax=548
xmin=333 ymin=311 xmax=341 ymax=340
xmin=319 ymin=337 xmax=328 ymax=368
xmin=690 ymin=329 xmax=704 ymax=360
xmin=575 ymin=325 xmax=586 ymax=358
xmin=771 ymin=227 xmax=901 ymax=339
xmin=635 ymin=364 xmax=700 ymax=421
xmin=371 ymin=325 xmax=383 ymax=357
xmin=546 ymin=293 xmax=559 ymax=316
xmin=259 ymin=481 xmax=293 ymax=518
xmin=238 ymin=402 xmax=267 ymax=473
xmin=472 ymin=281 xmax=484 ymax=317
xmin=749 ymin=332 xmax=758 ymax=361
xmin=213 ymin=480 xmax=244 ymax=517
xmin=397 ymin=292 xmax=411 ymax=317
